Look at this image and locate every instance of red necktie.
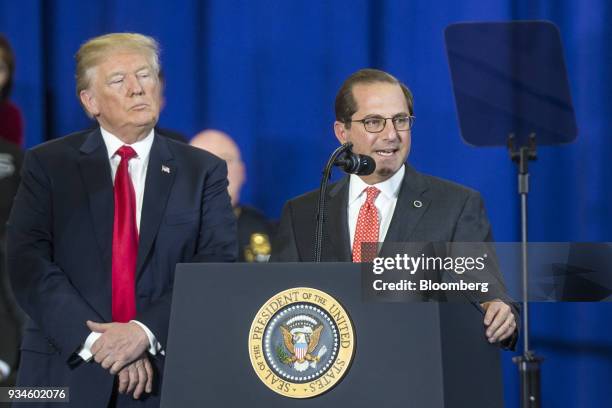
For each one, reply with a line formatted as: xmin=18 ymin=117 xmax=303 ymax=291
xmin=352 ymin=186 xmax=381 ymax=263
xmin=112 ymin=146 xmax=138 ymax=322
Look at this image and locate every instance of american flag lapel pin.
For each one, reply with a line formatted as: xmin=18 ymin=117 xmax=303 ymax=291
xmin=161 ymin=165 xmax=171 ymax=174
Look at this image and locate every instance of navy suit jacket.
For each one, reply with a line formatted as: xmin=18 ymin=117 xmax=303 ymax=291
xmin=6 ymin=128 xmax=237 ymax=407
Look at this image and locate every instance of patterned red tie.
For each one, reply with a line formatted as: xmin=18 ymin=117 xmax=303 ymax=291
xmin=352 ymin=186 xmax=381 ymax=263
xmin=112 ymin=146 xmax=138 ymax=322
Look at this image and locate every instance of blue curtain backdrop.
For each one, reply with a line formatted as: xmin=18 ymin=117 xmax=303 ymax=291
xmin=2 ymin=0 xmax=611 ymax=406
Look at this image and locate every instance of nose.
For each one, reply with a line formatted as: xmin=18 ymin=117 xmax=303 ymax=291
xmin=126 ymin=74 xmax=145 ymax=96
xmin=381 ymin=118 xmax=399 ymax=141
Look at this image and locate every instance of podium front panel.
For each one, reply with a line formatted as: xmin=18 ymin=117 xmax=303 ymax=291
xmin=161 ymin=263 xmax=502 ymax=407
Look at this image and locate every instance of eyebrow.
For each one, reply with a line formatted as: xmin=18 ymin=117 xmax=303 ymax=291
xmin=362 ymin=112 xmax=409 ymax=119
xmin=105 ymin=65 xmax=151 ymax=80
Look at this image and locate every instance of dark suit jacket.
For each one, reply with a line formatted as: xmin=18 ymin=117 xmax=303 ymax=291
xmin=0 ymin=245 xmax=21 ymax=386
xmin=271 ymin=164 xmax=518 ymax=348
xmin=0 ymin=138 xmax=24 ymax=385
xmin=6 ymin=128 xmax=237 ymax=407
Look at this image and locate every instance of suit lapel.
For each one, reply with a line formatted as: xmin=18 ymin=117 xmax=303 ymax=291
xmin=136 ymin=134 xmax=175 ymax=277
xmin=325 ymin=178 xmax=351 ymax=261
xmin=79 ymin=129 xmax=114 ymax=275
xmin=380 ymin=165 xmax=431 ymax=256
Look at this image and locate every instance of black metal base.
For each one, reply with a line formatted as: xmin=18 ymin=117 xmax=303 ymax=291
xmin=513 ymin=352 xmax=543 ymax=408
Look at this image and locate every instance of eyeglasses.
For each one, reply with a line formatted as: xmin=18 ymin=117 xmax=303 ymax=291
xmin=350 ymin=115 xmax=415 ymax=133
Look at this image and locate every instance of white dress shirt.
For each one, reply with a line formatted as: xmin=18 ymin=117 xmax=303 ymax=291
xmin=78 ymin=128 xmax=162 ymax=361
xmin=348 ymin=164 xmax=405 ymax=249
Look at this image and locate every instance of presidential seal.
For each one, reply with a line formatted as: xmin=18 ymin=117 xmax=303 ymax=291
xmin=248 ymin=287 xmax=355 ymax=398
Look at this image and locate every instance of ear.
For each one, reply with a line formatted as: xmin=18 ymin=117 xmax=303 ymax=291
xmin=79 ymin=89 xmax=100 ymax=117
xmin=334 ymin=121 xmax=349 ymax=144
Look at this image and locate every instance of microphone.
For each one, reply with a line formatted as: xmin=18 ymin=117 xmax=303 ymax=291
xmin=315 ymin=142 xmax=375 ymax=262
xmin=334 ymin=149 xmax=376 ymax=175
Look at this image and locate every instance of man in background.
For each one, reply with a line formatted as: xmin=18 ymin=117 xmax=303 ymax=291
xmin=191 ymin=129 xmax=276 ymax=262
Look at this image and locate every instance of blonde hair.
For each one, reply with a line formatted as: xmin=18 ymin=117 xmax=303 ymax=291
xmin=75 ymin=33 xmax=160 ymax=100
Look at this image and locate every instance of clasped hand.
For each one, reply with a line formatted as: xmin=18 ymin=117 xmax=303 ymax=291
xmin=116 ymin=353 xmax=154 ymax=399
xmin=87 ymin=321 xmax=150 ymax=374
xmin=87 ymin=321 xmax=153 ymax=399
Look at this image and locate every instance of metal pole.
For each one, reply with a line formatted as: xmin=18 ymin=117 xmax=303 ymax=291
xmin=314 ymin=143 xmax=352 ymax=262
xmin=510 ymin=135 xmax=542 ymax=408
xmin=519 ymin=171 xmax=529 ymax=353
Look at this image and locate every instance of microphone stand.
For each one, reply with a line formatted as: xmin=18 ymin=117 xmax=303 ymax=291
xmin=508 ymin=133 xmax=542 ymax=408
xmin=314 ymin=143 xmax=352 ymax=263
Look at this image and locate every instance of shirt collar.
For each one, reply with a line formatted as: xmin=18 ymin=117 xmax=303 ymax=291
xmin=100 ymin=127 xmax=155 ymax=161
xmin=348 ymin=164 xmax=405 ymax=205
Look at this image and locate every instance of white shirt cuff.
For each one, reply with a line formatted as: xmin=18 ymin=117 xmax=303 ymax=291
xmin=131 ymin=320 xmax=164 ymax=356
xmin=0 ymin=359 xmax=10 ymax=378
xmin=77 ymin=331 xmax=102 ymax=361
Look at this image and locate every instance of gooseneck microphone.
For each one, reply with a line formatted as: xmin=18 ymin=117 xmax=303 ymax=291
xmin=314 ymin=142 xmax=377 ymax=262
xmin=334 ymin=150 xmax=376 ymax=175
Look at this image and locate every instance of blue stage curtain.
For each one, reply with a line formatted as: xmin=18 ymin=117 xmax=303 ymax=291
xmin=1 ymin=0 xmax=611 ymax=406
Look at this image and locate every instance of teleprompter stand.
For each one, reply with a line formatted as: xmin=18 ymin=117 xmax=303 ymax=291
xmin=445 ymin=21 xmax=578 ymax=408
xmin=508 ymin=133 xmax=543 ymax=407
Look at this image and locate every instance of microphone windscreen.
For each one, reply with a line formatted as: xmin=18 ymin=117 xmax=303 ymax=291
xmin=356 ymin=155 xmax=376 ymax=175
